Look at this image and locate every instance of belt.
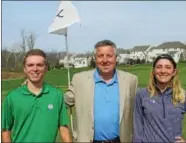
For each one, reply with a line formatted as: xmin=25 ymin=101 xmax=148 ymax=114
xmin=93 ymin=136 xmax=120 ymax=143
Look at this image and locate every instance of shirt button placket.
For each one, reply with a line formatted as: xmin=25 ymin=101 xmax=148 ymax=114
xmin=105 ymin=85 xmax=109 ymax=102
xmin=34 ymin=95 xmax=40 ymax=109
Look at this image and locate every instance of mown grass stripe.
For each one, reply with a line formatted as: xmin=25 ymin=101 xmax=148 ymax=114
xmin=2 ymin=77 xmax=24 ymax=81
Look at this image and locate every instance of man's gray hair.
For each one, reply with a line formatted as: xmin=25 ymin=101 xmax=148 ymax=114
xmin=93 ymin=40 xmax=117 ymax=55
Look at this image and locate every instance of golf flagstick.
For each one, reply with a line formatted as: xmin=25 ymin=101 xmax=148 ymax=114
xmin=65 ymin=32 xmax=74 ymax=132
xmin=48 ymin=1 xmax=81 ymax=137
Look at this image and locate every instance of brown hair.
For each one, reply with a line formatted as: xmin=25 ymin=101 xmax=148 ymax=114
xmin=23 ymin=49 xmax=48 ymax=66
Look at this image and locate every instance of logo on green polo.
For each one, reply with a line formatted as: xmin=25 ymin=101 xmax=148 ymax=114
xmin=48 ymin=104 xmax=53 ymax=110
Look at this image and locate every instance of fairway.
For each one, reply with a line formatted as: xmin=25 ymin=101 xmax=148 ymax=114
xmin=2 ymin=63 xmax=186 ymax=141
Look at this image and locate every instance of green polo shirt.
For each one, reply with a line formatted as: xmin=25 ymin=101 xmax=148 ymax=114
xmin=2 ymin=83 xmax=69 ymax=142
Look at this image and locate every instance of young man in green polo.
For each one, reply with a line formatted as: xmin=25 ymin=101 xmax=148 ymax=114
xmin=2 ymin=49 xmax=72 ymax=142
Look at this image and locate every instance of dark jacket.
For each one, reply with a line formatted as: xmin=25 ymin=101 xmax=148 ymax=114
xmin=133 ymin=88 xmax=186 ymax=142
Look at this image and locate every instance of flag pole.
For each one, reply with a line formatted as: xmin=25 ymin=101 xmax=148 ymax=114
xmin=65 ymin=31 xmax=70 ymax=87
xmin=65 ymin=30 xmax=74 ymax=132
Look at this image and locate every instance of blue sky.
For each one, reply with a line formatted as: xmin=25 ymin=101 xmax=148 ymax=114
xmin=2 ymin=1 xmax=186 ymax=53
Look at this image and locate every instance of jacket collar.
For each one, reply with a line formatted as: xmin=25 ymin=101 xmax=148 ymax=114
xmin=93 ymin=68 xmax=118 ymax=84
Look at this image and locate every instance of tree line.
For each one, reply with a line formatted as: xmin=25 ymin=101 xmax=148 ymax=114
xmin=2 ymin=29 xmax=61 ymax=71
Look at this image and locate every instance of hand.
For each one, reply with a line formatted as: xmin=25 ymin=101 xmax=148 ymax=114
xmin=175 ymin=136 xmax=186 ymax=143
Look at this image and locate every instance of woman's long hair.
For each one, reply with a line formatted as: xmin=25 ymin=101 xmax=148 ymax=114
xmin=148 ymin=55 xmax=185 ymax=104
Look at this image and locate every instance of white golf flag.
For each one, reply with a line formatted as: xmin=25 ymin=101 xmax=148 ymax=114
xmin=48 ymin=1 xmax=80 ymax=35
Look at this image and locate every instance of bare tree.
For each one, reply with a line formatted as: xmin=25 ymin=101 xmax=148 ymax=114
xmin=2 ymin=46 xmax=13 ymax=68
xmin=20 ymin=29 xmax=27 ymax=53
xmin=11 ymin=43 xmax=23 ymax=69
xmin=26 ymin=31 xmax=36 ymax=50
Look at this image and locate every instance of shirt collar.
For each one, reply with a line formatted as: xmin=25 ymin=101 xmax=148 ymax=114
xmin=93 ymin=68 xmax=118 ymax=84
xmin=22 ymin=82 xmax=49 ymax=96
xmin=155 ymin=85 xmax=173 ymax=96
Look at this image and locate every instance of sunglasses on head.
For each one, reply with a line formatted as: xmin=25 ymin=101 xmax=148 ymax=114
xmin=153 ymin=54 xmax=177 ymax=68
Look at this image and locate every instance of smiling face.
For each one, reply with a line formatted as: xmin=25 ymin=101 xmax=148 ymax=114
xmin=95 ymin=45 xmax=117 ymax=75
xmin=24 ymin=55 xmax=47 ymax=84
xmin=153 ymin=59 xmax=176 ymax=85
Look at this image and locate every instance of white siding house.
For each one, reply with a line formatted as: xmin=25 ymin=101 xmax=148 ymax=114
xmin=59 ymin=54 xmax=75 ymax=67
xmin=73 ymin=57 xmax=88 ymax=68
xmin=58 ymin=41 xmax=186 ymax=67
xmin=130 ymin=45 xmax=150 ymax=60
xmin=59 ymin=54 xmax=89 ymax=68
xmin=117 ymin=54 xmax=130 ymax=64
xmin=146 ymin=41 xmax=186 ymax=63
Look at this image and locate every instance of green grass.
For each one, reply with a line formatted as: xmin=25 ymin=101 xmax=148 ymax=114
xmin=1 ymin=63 xmax=186 ymax=141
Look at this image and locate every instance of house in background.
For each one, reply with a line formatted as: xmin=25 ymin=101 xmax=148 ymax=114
xmin=59 ymin=54 xmax=75 ymax=67
xmin=59 ymin=53 xmax=90 ymax=68
xmin=73 ymin=54 xmax=88 ymax=68
xmin=58 ymin=41 xmax=186 ymax=67
xmin=117 ymin=54 xmax=130 ymax=64
xmin=130 ymin=45 xmax=150 ymax=60
xmin=147 ymin=41 xmax=186 ymax=63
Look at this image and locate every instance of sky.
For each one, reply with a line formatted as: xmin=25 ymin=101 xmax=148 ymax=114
xmin=2 ymin=1 xmax=186 ymax=53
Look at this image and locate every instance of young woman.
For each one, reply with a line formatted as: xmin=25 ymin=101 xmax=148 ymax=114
xmin=133 ymin=54 xmax=186 ymax=143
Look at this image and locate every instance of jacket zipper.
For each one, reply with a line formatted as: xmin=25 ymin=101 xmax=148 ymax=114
xmin=162 ymin=94 xmax=166 ymax=119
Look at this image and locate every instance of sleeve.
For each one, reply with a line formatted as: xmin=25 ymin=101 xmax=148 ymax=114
xmin=2 ymin=95 xmax=14 ymax=131
xmin=64 ymin=74 xmax=76 ymax=107
xmin=59 ymin=91 xmax=70 ymax=126
xmin=129 ymin=76 xmax=138 ymax=141
xmin=133 ymin=89 xmax=144 ymax=143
